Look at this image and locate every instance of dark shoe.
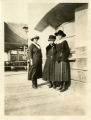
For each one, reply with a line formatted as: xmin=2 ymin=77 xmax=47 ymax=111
xmin=34 ymin=86 xmax=37 ymax=89
xmin=60 ymin=87 xmax=66 ymax=92
xmin=33 ymin=86 xmax=37 ymax=89
xmin=32 ymin=84 xmax=35 ymax=88
xmin=60 ymin=89 xmax=65 ymax=92
xmin=57 ymin=85 xmax=63 ymax=90
xmin=32 ymin=79 xmax=38 ymax=89
xmin=32 ymin=84 xmax=37 ymax=89
xmin=49 ymin=81 xmax=53 ymax=88
xmin=35 ymin=84 xmax=38 ymax=88
xmin=49 ymin=84 xmax=53 ymax=88
xmin=53 ymin=84 xmax=56 ymax=89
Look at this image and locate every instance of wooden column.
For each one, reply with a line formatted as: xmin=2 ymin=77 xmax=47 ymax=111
xmin=8 ymin=50 xmax=11 ymax=61
xmin=17 ymin=49 xmax=19 ymax=61
xmin=23 ymin=46 xmax=26 ymax=60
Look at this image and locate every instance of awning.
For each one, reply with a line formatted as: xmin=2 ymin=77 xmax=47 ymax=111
xmin=5 ymin=23 xmax=28 ymax=52
xmin=35 ymin=3 xmax=88 ymax=32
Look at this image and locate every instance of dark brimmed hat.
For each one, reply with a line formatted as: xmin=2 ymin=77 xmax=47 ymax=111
xmin=48 ymin=35 xmax=56 ymax=41
xmin=55 ymin=30 xmax=66 ymax=37
xmin=31 ymin=36 xmax=40 ymax=41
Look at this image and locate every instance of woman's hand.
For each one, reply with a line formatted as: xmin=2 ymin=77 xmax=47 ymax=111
xmin=30 ymin=59 xmax=33 ymax=66
xmin=27 ymin=59 xmax=33 ymax=65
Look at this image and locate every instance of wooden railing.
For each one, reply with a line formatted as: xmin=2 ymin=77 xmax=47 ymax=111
xmin=4 ymin=61 xmax=27 ymax=71
xmin=4 ymin=52 xmax=76 ymax=71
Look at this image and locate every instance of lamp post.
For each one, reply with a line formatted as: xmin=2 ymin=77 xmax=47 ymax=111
xmin=23 ymin=25 xmax=29 ymax=47
xmin=23 ymin=25 xmax=29 ymax=34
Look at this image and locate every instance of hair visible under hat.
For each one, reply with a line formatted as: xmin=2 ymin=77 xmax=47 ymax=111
xmin=48 ymin=35 xmax=56 ymax=41
xmin=55 ymin=30 xmax=66 ymax=37
xmin=31 ymin=36 xmax=40 ymax=41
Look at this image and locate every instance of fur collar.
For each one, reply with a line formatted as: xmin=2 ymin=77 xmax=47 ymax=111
xmin=55 ymin=39 xmax=66 ymax=44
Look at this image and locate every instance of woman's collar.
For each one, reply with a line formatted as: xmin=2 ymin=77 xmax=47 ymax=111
xmin=49 ymin=43 xmax=55 ymax=46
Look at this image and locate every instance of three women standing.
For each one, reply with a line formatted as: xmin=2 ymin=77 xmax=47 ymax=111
xmin=28 ymin=30 xmax=70 ymax=91
xmin=28 ymin=36 xmax=42 ymax=89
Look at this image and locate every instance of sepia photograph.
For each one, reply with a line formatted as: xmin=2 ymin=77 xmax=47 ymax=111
xmin=0 ymin=0 xmax=90 ymax=118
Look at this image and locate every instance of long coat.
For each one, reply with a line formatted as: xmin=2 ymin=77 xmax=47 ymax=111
xmin=43 ymin=43 xmax=56 ymax=81
xmin=28 ymin=43 xmax=42 ymax=80
xmin=55 ymin=40 xmax=70 ymax=82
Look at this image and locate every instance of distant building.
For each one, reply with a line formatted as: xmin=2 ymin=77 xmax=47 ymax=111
xmin=4 ymin=22 xmax=28 ymax=70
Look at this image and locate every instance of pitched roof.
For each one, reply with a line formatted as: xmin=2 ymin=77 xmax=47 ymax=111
xmin=5 ymin=23 xmax=28 ymax=52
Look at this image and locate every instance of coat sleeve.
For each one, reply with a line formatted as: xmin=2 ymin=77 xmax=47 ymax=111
xmin=63 ymin=41 xmax=70 ymax=59
xmin=27 ymin=44 xmax=33 ymax=59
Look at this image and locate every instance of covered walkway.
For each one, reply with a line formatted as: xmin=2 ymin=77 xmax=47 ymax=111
xmin=5 ymin=72 xmax=85 ymax=115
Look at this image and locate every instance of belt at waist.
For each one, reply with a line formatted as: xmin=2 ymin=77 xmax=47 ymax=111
xmin=47 ymin=56 xmax=55 ymax=59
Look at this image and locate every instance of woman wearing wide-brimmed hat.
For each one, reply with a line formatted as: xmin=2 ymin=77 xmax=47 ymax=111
xmin=27 ymin=35 xmax=42 ymax=89
xmin=43 ymin=35 xmax=56 ymax=88
xmin=55 ymin=30 xmax=71 ymax=92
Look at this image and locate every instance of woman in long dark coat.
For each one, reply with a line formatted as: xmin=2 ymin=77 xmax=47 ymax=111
xmin=55 ymin=30 xmax=70 ymax=92
xmin=43 ymin=35 xmax=56 ymax=88
xmin=27 ymin=36 xmax=42 ymax=89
